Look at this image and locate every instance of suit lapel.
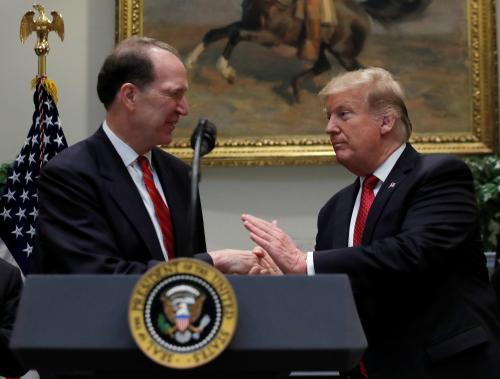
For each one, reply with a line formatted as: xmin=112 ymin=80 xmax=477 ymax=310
xmin=332 ymin=181 xmax=359 ymax=248
xmin=362 ymin=144 xmax=418 ymax=244
xmin=89 ymin=127 xmax=165 ymax=261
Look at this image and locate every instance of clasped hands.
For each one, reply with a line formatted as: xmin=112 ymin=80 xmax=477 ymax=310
xmin=208 ymin=214 xmax=307 ymax=275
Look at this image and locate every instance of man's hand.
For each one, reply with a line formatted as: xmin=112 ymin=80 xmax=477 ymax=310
xmin=208 ymin=249 xmax=273 ymax=275
xmin=241 ymin=214 xmax=307 ymax=274
xmin=252 ymin=246 xmax=283 ymax=275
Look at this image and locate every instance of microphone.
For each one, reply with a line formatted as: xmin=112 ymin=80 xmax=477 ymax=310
xmin=190 ymin=119 xmax=217 ymax=157
xmin=187 ymin=119 xmax=217 ymax=256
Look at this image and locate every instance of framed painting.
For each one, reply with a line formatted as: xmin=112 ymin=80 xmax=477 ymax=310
xmin=116 ymin=0 xmax=498 ymax=166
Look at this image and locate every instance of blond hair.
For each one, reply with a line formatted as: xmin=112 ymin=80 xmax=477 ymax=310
xmin=319 ymin=67 xmax=412 ymax=141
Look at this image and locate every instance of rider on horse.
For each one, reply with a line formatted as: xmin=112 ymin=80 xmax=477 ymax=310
xmin=279 ymin=0 xmax=337 ymax=60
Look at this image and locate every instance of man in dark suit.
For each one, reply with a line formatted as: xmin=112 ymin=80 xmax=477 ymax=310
xmin=242 ymin=67 xmax=500 ymax=378
xmin=0 ymin=258 xmax=27 ymax=377
xmin=33 ymin=37 xmax=265 ymax=275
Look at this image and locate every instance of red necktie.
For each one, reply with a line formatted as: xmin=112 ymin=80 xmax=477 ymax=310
xmin=137 ymin=156 xmax=175 ymax=260
xmin=353 ymin=174 xmax=378 ymax=378
xmin=353 ymin=174 xmax=378 ymax=247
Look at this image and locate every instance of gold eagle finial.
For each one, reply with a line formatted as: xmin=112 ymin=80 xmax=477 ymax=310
xmin=20 ymin=4 xmax=64 ymax=77
xmin=20 ymin=4 xmax=64 ymax=56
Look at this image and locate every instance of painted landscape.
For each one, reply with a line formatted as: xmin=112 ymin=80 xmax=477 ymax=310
xmin=143 ymin=0 xmax=470 ymax=141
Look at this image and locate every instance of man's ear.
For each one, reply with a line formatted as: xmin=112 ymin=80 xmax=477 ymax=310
xmin=119 ymin=83 xmax=137 ymax=110
xmin=380 ymin=114 xmax=396 ymax=135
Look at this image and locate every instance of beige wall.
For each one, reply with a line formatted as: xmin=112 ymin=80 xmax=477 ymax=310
xmin=0 ymin=0 xmax=497 ymax=251
xmin=0 ymin=0 xmax=114 ymax=153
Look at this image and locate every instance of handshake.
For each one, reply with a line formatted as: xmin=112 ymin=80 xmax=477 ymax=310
xmin=207 ymin=214 xmax=308 ymax=275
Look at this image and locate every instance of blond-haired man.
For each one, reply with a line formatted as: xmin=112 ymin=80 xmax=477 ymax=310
xmin=243 ymin=67 xmax=500 ymax=378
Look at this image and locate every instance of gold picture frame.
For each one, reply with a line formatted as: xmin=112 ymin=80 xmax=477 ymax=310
xmin=116 ymin=0 xmax=498 ymax=166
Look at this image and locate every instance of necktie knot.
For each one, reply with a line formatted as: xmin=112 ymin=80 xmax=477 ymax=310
xmin=363 ymin=174 xmax=378 ymax=191
xmin=137 ymin=155 xmax=149 ymax=171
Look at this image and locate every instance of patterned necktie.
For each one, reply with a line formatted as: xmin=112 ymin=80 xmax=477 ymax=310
xmin=137 ymin=156 xmax=175 ymax=260
xmin=353 ymin=174 xmax=377 ymax=378
xmin=353 ymin=174 xmax=378 ymax=247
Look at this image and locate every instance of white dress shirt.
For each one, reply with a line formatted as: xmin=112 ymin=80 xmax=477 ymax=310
xmin=103 ymin=121 xmax=171 ymax=261
xmin=306 ymin=143 xmax=407 ymax=274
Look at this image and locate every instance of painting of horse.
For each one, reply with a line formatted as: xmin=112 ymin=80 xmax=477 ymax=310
xmin=143 ymin=0 xmax=469 ymax=140
xmin=186 ymin=0 xmax=432 ymax=102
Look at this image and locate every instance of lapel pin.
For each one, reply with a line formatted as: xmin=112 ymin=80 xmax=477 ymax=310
xmin=388 ymin=182 xmax=397 ymax=189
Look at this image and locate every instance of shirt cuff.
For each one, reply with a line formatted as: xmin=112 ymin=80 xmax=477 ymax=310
xmin=306 ymin=251 xmax=315 ymax=275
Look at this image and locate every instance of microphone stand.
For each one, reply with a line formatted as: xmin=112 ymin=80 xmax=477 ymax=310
xmin=187 ymin=119 xmax=206 ymax=257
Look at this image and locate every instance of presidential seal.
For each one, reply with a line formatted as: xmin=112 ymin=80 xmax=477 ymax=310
xmin=129 ymin=258 xmax=238 ymax=369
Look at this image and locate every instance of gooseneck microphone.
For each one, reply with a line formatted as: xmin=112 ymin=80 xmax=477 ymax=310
xmin=190 ymin=119 xmax=217 ymax=157
xmin=187 ymin=119 xmax=217 ymax=256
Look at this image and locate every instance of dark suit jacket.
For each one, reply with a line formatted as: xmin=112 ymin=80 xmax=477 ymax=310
xmin=492 ymin=266 xmax=500 ymax=302
xmin=32 ymin=127 xmax=208 ymax=274
xmin=0 ymin=258 xmax=27 ymax=377
xmin=314 ymin=145 xmax=500 ymax=379
xmin=491 ymin=233 xmax=500 ymax=302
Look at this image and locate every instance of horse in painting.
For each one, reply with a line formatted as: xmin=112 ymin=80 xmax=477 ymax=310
xmin=186 ymin=0 xmax=431 ymax=101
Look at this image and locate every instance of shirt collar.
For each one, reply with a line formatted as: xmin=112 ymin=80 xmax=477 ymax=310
xmin=102 ymin=120 xmax=152 ymax=167
xmin=363 ymin=143 xmax=406 ymax=183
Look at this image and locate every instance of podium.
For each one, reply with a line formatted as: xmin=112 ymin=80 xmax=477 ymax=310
xmin=11 ymin=274 xmax=366 ymax=378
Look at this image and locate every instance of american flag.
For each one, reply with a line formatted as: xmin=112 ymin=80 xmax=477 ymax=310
xmin=0 ymin=77 xmax=67 ymax=274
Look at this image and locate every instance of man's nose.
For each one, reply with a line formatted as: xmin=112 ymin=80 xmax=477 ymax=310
xmin=177 ymin=96 xmax=189 ymax=115
xmin=325 ymin=116 xmax=339 ymax=134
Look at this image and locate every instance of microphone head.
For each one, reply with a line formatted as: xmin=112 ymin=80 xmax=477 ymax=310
xmin=191 ymin=119 xmax=217 ymax=157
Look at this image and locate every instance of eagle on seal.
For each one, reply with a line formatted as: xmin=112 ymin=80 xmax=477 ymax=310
xmin=160 ymin=293 xmax=206 ymax=335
